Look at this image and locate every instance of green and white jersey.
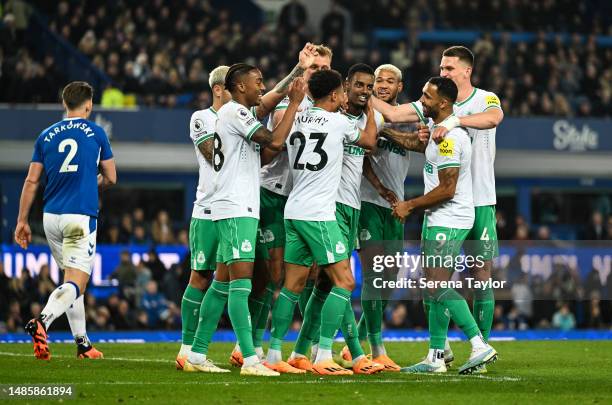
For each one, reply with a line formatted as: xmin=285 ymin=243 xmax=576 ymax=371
xmin=336 ymin=110 xmax=385 ymax=210
xmin=412 ymin=88 xmax=501 ymax=207
xmin=360 ymin=115 xmax=413 ymax=209
xmin=260 ymin=95 xmax=314 ymax=196
xmin=211 ymin=100 xmax=263 ymax=221
xmin=190 ymin=107 xmax=217 ymax=220
xmin=423 ymin=122 xmax=474 ymax=229
xmin=285 ymin=107 xmax=360 ymax=221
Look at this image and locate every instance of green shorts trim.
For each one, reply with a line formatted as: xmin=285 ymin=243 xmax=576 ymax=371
xmin=284 ymin=219 xmax=349 ymax=267
xmin=335 ymin=202 xmax=360 ymax=252
xmin=259 ymin=187 xmax=288 ymax=250
xmin=464 ymin=205 xmax=499 ymax=260
xmin=421 ymin=217 xmax=470 ymax=270
xmin=189 ymin=218 xmax=218 ymax=271
xmin=214 ymin=217 xmax=259 ymax=265
xmin=358 ymin=201 xmax=404 ymax=242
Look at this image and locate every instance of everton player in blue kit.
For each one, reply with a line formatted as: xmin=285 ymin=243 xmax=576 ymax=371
xmin=15 ymin=82 xmax=116 ymax=360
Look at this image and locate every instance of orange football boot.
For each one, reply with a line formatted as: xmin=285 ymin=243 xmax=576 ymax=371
xmin=372 ymin=354 xmax=401 ymax=372
xmin=25 ymin=318 xmax=50 ymax=360
xmin=352 ymin=356 xmax=384 ymax=374
xmin=287 ymin=356 xmax=314 ymax=372
xmin=264 ymin=360 xmax=306 ymax=374
xmin=229 ymin=350 xmax=243 ymax=367
xmin=312 ymin=359 xmax=353 ymax=376
xmin=78 ymin=345 xmax=104 ymax=359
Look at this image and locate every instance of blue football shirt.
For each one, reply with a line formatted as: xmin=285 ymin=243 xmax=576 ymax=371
xmin=31 ymin=117 xmax=113 ymax=217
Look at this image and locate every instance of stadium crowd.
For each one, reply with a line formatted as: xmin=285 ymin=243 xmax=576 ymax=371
xmin=0 ymin=0 xmax=609 ymax=116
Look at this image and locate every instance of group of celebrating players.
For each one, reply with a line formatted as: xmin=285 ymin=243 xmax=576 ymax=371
xmin=14 ymin=41 xmax=504 ymax=377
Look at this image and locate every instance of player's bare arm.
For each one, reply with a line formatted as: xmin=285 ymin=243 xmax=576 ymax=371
xmin=353 ymin=101 xmax=379 ymax=150
xmin=392 ymin=166 xmax=459 ymax=221
xmin=252 ymin=77 xmax=305 ymax=154
xmin=14 ymin=162 xmax=44 ymax=249
xmin=197 ymin=138 xmax=214 ymax=164
xmin=371 ymin=96 xmax=421 ymax=123
xmin=255 ymin=43 xmax=316 ymax=119
xmin=380 ymin=124 xmax=429 ymax=153
xmin=98 ymin=158 xmax=117 ymax=190
xmin=432 ymin=107 xmax=504 ymax=142
xmin=363 ymin=157 xmax=398 ymax=205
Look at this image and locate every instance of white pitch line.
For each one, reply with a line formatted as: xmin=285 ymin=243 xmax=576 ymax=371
xmin=0 ymin=351 xmax=521 ymax=383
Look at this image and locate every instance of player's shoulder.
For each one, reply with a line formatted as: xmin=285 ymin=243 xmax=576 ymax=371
xmin=447 ymin=126 xmax=470 ymax=145
xmin=475 ymin=88 xmax=501 ymax=107
xmin=190 ymin=108 xmax=217 ymax=130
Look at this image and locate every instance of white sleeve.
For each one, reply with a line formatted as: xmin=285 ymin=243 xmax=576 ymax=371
xmin=410 ymin=101 xmax=427 ymax=124
xmin=229 ymin=104 xmax=263 ymax=140
xmin=482 ymin=91 xmax=502 ymax=112
xmin=435 ymin=131 xmax=463 ymax=170
xmin=342 ymin=117 xmax=361 ymax=145
xmin=190 ymin=112 xmax=215 ymax=146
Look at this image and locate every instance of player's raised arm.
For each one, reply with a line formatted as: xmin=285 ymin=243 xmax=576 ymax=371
xmin=255 ymin=43 xmax=316 ymax=119
xmin=371 ymin=96 xmax=421 ymax=123
xmin=353 ymin=101 xmax=378 ymax=150
xmin=379 ymin=123 xmax=429 ymax=153
xmin=431 ymin=102 xmax=504 ymax=142
xmin=252 ymin=77 xmax=305 ymax=154
xmin=15 ymin=162 xmax=44 ymax=249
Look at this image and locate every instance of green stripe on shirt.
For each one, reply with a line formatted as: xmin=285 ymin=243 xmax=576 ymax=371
xmin=246 ymin=122 xmax=263 ymax=139
xmin=194 ymin=133 xmax=214 ymax=146
xmin=437 ymin=163 xmax=460 ymax=170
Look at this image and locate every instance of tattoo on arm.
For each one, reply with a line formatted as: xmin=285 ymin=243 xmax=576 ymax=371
xmin=273 ymin=65 xmax=305 ymax=94
xmin=197 ymin=138 xmax=214 ymax=164
xmin=250 ymin=126 xmax=274 ymax=147
xmin=381 ymin=128 xmax=426 ymax=153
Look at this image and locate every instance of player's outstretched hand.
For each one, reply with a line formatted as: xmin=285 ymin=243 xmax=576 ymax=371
xmin=379 ymin=187 xmax=399 ymax=206
xmin=417 ymin=123 xmax=431 ymax=143
xmin=14 ymin=221 xmax=32 ymax=249
xmin=298 ymin=42 xmax=317 ymax=69
xmin=288 ymin=77 xmax=306 ymax=104
xmin=392 ymin=201 xmax=413 ymax=222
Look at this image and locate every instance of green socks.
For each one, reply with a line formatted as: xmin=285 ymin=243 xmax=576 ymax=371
xmin=428 ymin=300 xmax=450 ymax=350
xmin=319 ymin=287 xmax=351 ymax=351
xmin=228 ymin=279 xmax=256 ymax=359
xmin=298 ymin=279 xmax=315 ymax=316
xmin=340 ymin=299 xmax=364 ymax=359
xmin=191 ymin=280 xmax=229 ymax=354
xmin=293 ymin=287 xmax=328 ymax=356
xmin=253 ymin=282 xmax=275 ymax=348
xmin=356 ymin=313 xmax=367 ymax=341
xmin=473 ymin=287 xmax=495 ymax=341
xmin=269 ymin=287 xmax=300 ymax=351
xmin=435 ymin=288 xmax=480 ymax=340
xmin=181 ymin=285 xmax=205 ymax=345
xmin=362 ymin=299 xmax=384 ymax=349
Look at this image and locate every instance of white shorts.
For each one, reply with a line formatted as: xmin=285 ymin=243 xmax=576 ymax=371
xmin=43 ymin=213 xmax=97 ymax=275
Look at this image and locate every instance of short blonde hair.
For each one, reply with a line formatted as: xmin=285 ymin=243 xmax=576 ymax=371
xmin=375 ymin=64 xmax=402 ymax=81
xmin=209 ymin=65 xmax=230 ymax=89
xmin=314 ymin=44 xmax=333 ymax=59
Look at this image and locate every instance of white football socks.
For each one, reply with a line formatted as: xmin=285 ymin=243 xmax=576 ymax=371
xmin=41 ymin=282 xmax=79 ymax=329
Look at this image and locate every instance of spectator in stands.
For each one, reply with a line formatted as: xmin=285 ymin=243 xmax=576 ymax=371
xmin=0 ymin=262 xmax=10 ymax=319
xmin=161 ymin=263 xmax=184 ymax=305
xmin=112 ymin=299 xmax=133 ymax=330
xmin=388 ymin=303 xmax=409 ymax=329
xmin=140 ymin=280 xmax=169 ymax=328
xmin=144 ymin=250 xmax=167 ymax=283
xmin=110 ymin=251 xmax=138 ymax=301
xmin=152 ymin=210 xmax=175 ymax=244
xmin=585 ymin=211 xmax=608 ymax=240
xmin=119 ymin=213 xmax=133 ymax=244
xmin=6 ymin=300 xmax=23 ymax=332
xmin=36 ymin=264 xmax=56 ymax=302
xmin=511 ymin=274 xmax=533 ymax=323
xmin=552 ymin=302 xmax=576 ymax=331
xmin=537 ymin=225 xmax=552 ymax=241
xmin=131 ymin=225 xmax=152 ymax=245
xmin=135 ymin=260 xmax=153 ymax=302
xmin=321 ymin=1 xmax=346 ymax=44
xmin=278 ymin=0 xmax=308 ymax=37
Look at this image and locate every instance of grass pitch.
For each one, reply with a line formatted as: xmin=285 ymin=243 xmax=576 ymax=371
xmin=1 ymin=341 xmax=611 ymax=404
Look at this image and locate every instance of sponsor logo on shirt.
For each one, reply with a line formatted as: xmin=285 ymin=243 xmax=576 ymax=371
xmin=485 ymin=95 xmax=500 ymax=107
xmin=360 ymin=229 xmax=372 ymax=241
xmin=197 ymin=251 xmax=206 ymax=264
xmin=438 ymin=139 xmax=454 ymax=156
xmin=335 ymin=241 xmax=346 ymax=254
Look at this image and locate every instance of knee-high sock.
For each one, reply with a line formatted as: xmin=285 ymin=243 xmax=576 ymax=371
xmin=473 ymin=287 xmax=495 ymax=341
xmin=267 ymin=288 xmax=299 ymax=363
xmin=298 ymin=279 xmax=315 ymax=316
xmin=340 ymin=300 xmax=364 ymax=359
xmin=253 ymin=282 xmax=275 ymax=348
xmin=228 ymin=279 xmax=257 ymax=361
xmin=435 ymin=288 xmax=480 ymax=340
xmin=41 ymin=282 xmax=79 ymax=329
xmin=66 ymin=294 xmax=87 ymax=342
xmin=181 ymin=285 xmax=205 ymax=345
xmin=191 ymin=280 xmax=229 ymax=355
xmin=316 ymin=287 xmax=351 ymax=362
xmin=293 ymin=287 xmax=327 ymax=357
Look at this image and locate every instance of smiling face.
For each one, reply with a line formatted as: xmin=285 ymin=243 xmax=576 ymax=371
xmin=374 ymin=69 xmax=403 ymax=103
xmin=439 ymin=55 xmax=471 ymax=87
xmin=419 ymin=82 xmax=446 ymax=120
xmin=241 ymin=69 xmax=265 ymax=107
xmin=346 ymin=71 xmax=374 ymax=111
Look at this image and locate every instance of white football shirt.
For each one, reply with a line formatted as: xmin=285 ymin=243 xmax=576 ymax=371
xmin=189 ymin=107 xmax=217 ymax=219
